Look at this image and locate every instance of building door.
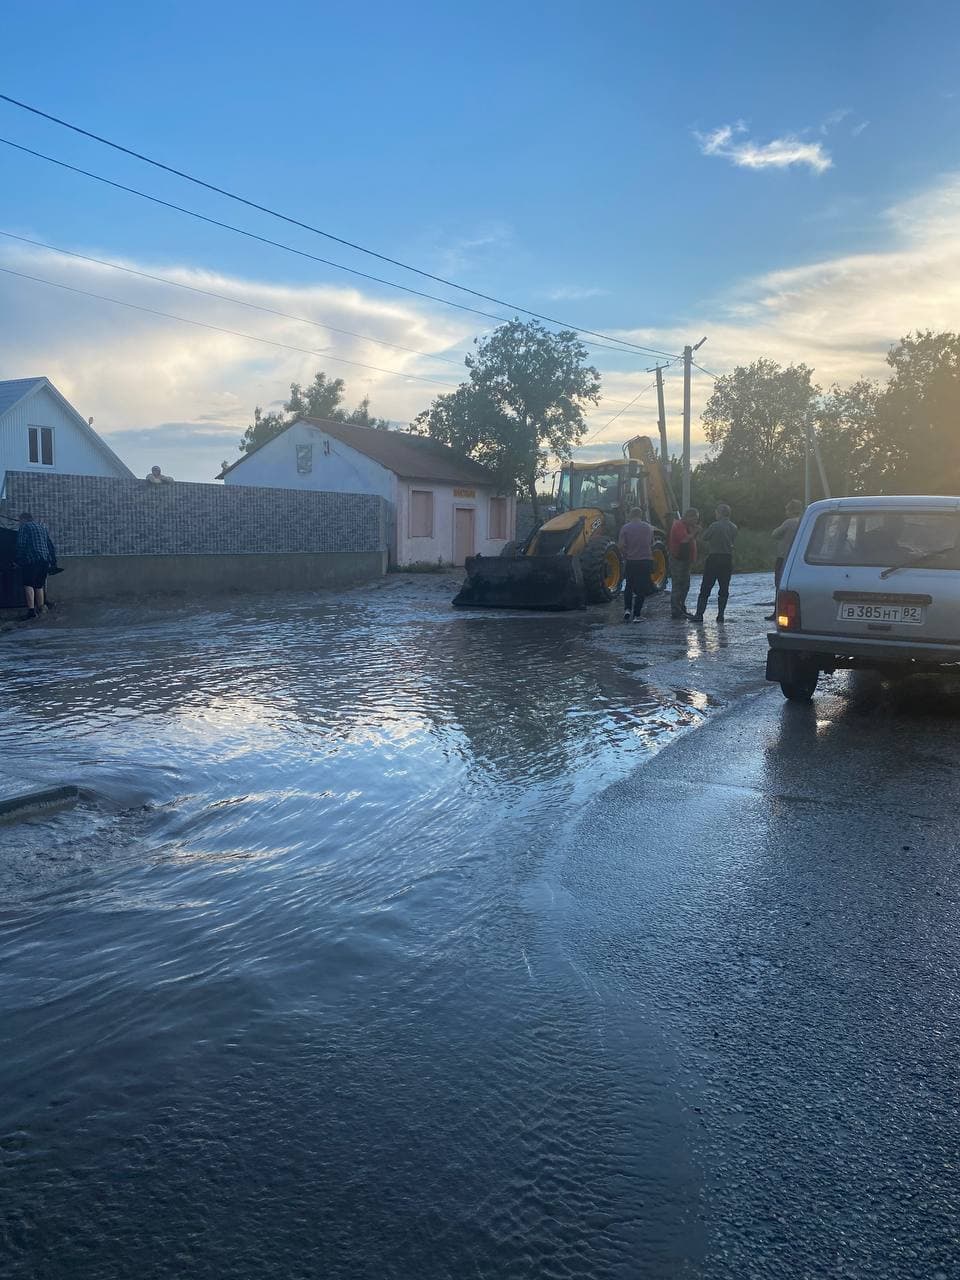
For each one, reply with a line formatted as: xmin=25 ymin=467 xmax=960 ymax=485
xmin=453 ymin=506 xmax=475 ymax=566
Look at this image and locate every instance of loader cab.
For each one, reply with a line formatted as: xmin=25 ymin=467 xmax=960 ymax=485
xmin=554 ymin=461 xmax=644 ymax=525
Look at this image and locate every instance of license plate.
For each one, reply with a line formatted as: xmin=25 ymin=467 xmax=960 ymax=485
xmin=837 ymin=603 xmax=925 ymax=624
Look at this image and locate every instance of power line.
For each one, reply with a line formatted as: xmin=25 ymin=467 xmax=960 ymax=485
xmin=0 ymin=228 xmax=642 ymax=412
xmin=0 ymin=92 xmax=680 ymax=362
xmin=693 ymin=361 xmax=719 ymax=379
xmin=0 ymin=265 xmax=459 ymax=387
xmin=580 ymin=377 xmax=661 ymax=446
xmin=0 ymin=259 xmax=645 ymax=419
xmin=0 ymin=229 xmax=469 ymax=368
xmin=0 ymin=137 xmax=652 ymax=366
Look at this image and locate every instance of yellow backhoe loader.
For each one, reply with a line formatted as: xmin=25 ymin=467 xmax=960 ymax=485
xmin=453 ymin=435 xmax=678 ymax=610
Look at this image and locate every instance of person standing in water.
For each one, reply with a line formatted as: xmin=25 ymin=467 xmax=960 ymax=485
xmin=668 ymin=508 xmax=699 ymax=620
xmin=693 ymin=503 xmax=738 ymax=624
xmin=618 ymin=506 xmax=655 ymax=622
xmin=15 ymin=511 xmax=56 ymax=620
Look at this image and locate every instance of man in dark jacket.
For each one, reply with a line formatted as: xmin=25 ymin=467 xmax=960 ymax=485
xmin=15 ymin=512 xmax=56 ymax=619
xmin=693 ymin=503 xmax=738 ymax=623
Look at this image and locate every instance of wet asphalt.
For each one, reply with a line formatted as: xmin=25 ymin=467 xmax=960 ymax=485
xmin=560 ymin=663 xmax=960 ymax=1277
xmin=2 ymin=574 xmax=959 ymax=1278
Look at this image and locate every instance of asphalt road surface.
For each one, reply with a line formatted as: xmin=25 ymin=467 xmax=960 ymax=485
xmin=559 ymin=666 xmax=960 ymax=1277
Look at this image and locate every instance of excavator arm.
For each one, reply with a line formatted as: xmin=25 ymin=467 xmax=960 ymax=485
xmin=625 ymin=435 xmax=678 ymax=531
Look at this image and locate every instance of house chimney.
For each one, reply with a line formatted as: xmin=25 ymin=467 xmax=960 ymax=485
xmin=88 ymin=416 xmax=94 ymax=426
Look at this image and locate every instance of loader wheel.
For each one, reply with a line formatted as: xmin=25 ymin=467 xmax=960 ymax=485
xmin=499 ymin=541 xmax=522 ymax=557
xmin=651 ymin=542 xmax=668 ymax=590
xmin=581 ymin=537 xmax=624 ymax=603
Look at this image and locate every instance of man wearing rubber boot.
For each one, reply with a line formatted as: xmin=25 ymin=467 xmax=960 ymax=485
xmin=668 ymin=509 xmax=699 ymax=620
xmin=693 ymin=503 xmax=738 ymax=624
xmin=618 ymin=507 xmax=655 ymax=622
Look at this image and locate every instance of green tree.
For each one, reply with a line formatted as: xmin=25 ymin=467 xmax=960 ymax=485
xmin=411 ymin=384 xmax=516 ymax=489
xmin=879 ymin=331 xmax=960 ymax=491
xmin=414 ymin=319 xmax=601 ymax=517
xmin=697 ymin=359 xmax=820 ymax=525
xmin=342 ymin=395 xmax=392 ymax=431
xmin=702 ymin=359 xmax=819 ymax=475
xmin=284 ymin=371 xmax=347 ymax=423
xmin=815 ymin=378 xmax=886 ymax=495
xmin=236 ymin=371 xmax=390 ymax=456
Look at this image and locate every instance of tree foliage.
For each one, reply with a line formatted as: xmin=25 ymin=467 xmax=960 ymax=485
xmin=236 ymin=371 xmax=390 ymax=457
xmin=702 ymin=359 xmax=818 ymax=473
xmin=694 ymin=332 xmax=960 ymax=527
xmin=880 ymin=330 xmax=960 ymax=491
xmin=413 ymin=319 xmax=601 ymax=515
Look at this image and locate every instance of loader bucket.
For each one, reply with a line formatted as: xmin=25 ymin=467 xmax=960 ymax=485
xmin=452 ymin=554 xmax=586 ymax=610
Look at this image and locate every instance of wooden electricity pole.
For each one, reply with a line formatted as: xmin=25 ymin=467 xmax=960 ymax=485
xmin=681 ymin=337 xmax=707 ymax=512
xmin=654 ymin=365 xmax=668 ymax=465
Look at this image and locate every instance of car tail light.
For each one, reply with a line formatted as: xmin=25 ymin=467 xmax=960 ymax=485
xmin=776 ymin=589 xmax=801 ymax=631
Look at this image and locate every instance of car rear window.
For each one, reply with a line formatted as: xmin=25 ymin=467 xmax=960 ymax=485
xmin=805 ymin=510 xmax=960 ymax=569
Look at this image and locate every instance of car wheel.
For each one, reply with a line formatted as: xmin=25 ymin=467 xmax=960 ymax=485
xmin=780 ymin=662 xmax=819 ymax=702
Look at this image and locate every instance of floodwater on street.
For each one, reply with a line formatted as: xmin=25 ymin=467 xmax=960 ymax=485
xmin=0 ymin=576 xmax=773 ymax=1274
xmin=0 ymin=573 xmax=800 ymax=1277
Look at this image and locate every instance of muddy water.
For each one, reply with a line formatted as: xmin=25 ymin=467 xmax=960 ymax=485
xmin=0 ymin=578 xmax=769 ymax=1278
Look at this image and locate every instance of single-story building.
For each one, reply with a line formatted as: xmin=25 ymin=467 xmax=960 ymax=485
xmin=0 ymin=377 xmax=133 ymax=494
xmin=216 ymin=417 xmax=515 ymax=566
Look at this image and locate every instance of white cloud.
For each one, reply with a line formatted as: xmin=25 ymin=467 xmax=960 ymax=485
xmin=434 ymin=222 xmax=514 ymax=275
xmin=546 ymin=285 xmax=610 ymax=301
xmin=696 ymin=123 xmax=832 ymax=174
xmin=0 ymin=241 xmax=473 ymax=479
xmin=4 ymin=171 xmax=960 ymax=482
xmin=577 ymin=172 xmax=960 ymax=457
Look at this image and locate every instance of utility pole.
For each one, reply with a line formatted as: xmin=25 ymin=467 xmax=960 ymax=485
xmin=681 ymin=337 xmax=707 ymax=512
xmin=809 ymin=424 xmax=831 ymax=498
xmin=654 ymin=365 xmax=668 ymax=465
xmin=804 ymin=427 xmax=813 ymax=507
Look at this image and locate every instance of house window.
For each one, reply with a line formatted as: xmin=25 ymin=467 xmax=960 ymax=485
xmin=489 ymin=496 xmax=508 ymax=540
xmin=410 ymin=489 xmax=434 ymax=537
xmin=28 ymin=426 xmax=54 ymax=467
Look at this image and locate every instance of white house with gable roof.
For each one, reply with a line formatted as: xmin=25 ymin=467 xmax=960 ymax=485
xmin=0 ymin=377 xmax=133 ymax=494
xmin=217 ymin=417 xmax=515 ymax=567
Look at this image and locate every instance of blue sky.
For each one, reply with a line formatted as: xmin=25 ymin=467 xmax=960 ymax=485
xmin=2 ymin=0 xmax=959 ymax=478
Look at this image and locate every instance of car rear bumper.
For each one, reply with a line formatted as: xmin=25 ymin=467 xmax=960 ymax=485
xmin=766 ymin=629 xmax=960 ymax=679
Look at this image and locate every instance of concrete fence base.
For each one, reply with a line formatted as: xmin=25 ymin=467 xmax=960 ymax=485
xmin=50 ymin=551 xmax=387 ymax=600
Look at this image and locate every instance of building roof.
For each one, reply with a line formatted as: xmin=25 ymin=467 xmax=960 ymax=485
xmin=0 ymin=377 xmax=46 ymax=418
xmin=217 ymin=417 xmax=497 ymax=486
xmin=0 ymin=376 xmax=135 ymax=478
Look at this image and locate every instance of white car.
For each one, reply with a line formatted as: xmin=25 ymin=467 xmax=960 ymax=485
xmin=766 ymin=495 xmax=960 ymax=701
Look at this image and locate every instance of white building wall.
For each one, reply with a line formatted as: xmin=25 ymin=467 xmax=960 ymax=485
xmin=0 ymin=386 xmax=128 ymax=484
xmin=397 ymin=481 xmax=515 ymax=566
xmin=222 ymin=421 xmax=396 ymax=499
xmin=221 ymin=421 xmax=515 ymax=566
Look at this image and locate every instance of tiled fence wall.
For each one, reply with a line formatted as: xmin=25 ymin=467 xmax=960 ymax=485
xmin=1 ymin=472 xmax=387 ymax=556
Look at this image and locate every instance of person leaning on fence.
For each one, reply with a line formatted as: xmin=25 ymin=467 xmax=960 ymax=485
xmin=766 ymin=499 xmax=803 ymax=620
xmin=618 ymin=506 xmax=655 ymax=623
xmin=15 ymin=511 xmax=56 ymax=620
xmin=668 ymin=508 xmax=699 ymax=620
xmin=146 ymin=465 xmax=174 ymax=484
xmin=693 ymin=503 xmax=738 ymax=624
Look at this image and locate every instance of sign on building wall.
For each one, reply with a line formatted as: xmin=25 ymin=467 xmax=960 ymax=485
xmin=453 ymin=487 xmax=476 ymax=498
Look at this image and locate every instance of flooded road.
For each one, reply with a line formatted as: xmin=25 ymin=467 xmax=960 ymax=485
xmin=1 ymin=575 xmax=772 ymax=1278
